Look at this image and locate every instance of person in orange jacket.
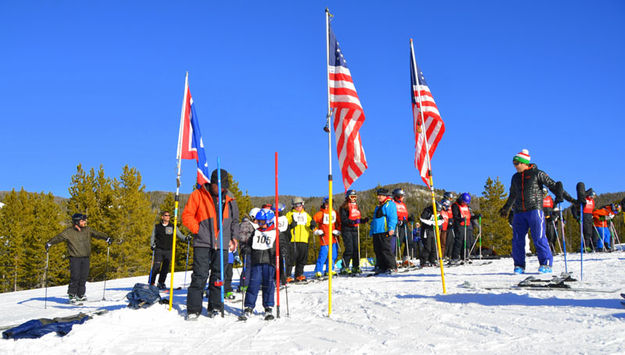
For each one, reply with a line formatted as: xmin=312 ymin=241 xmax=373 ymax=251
xmin=592 ymin=203 xmax=621 ymax=251
xmin=182 ymin=169 xmax=240 ymax=320
xmin=312 ymin=198 xmax=341 ymax=278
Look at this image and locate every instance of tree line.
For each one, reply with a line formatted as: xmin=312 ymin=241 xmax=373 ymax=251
xmin=1 ymin=165 xmax=623 ymax=293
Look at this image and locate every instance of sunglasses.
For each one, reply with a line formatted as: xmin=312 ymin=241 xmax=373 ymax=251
xmin=513 ymin=161 xmax=521 ymax=166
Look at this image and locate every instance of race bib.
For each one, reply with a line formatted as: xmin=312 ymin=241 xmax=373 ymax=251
xmin=294 ymin=213 xmax=308 ymax=225
xmin=322 ymin=212 xmax=336 ymax=225
xmin=278 ymin=216 xmax=288 ymax=232
xmin=252 ymin=229 xmax=276 ymax=251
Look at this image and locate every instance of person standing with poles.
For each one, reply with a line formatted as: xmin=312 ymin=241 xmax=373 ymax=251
xmin=339 ymin=190 xmax=367 ymax=274
xmin=450 ymin=193 xmax=477 ymax=264
xmin=285 ymin=198 xmax=315 ymax=282
xmin=419 ymin=201 xmax=443 ymax=267
xmin=439 ymin=192 xmax=454 ymax=261
xmin=392 ymin=188 xmax=411 ymax=267
xmin=498 ymin=149 xmax=574 ymax=274
xmin=45 ymin=213 xmax=111 ymax=305
xmin=542 ymin=188 xmax=558 ymax=253
xmin=313 ymin=198 xmax=341 ymax=278
xmin=182 ymin=169 xmax=240 ymax=320
xmin=370 ymin=188 xmax=398 ymax=275
xmin=149 ymin=211 xmax=190 ymax=289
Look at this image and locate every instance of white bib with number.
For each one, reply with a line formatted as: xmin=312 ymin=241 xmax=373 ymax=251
xmin=322 ymin=211 xmax=337 ymax=225
xmin=278 ymin=216 xmax=288 ymax=232
xmin=252 ymin=229 xmax=276 ymax=251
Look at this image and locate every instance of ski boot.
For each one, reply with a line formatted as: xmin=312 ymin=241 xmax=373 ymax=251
xmin=185 ymin=312 xmax=201 ymax=321
xmin=264 ymin=307 xmax=275 ymax=321
xmin=538 ymin=265 xmax=552 ymax=274
xmin=314 ymin=272 xmax=323 ymax=278
xmin=513 ymin=266 xmax=525 ymax=274
xmin=68 ymin=294 xmax=79 ymax=305
xmin=339 ymin=268 xmax=351 ymax=275
xmin=296 ymin=275 xmax=307 ymax=282
xmin=76 ymin=295 xmax=87 ymax=302
xmin=157 ymin=282 xmax=166 ymax=290
xmin=286 ymin=276 xmax=294 ymax=283
xmin=207 ymin=309 xmax=220 ymax=318
xmin=225 ymin=292 xmax=236 ymax=300
xmin=351 ymin=267 xmax=361 ymax=274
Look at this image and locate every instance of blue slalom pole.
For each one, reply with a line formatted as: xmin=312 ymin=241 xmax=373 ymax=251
xmin=558 ymin=204 xmax=568 ymax=273
xmin=579 ymin=208 xmax=584 ymax=281
xmin=217 ymin=158 xmax=225 ymax=317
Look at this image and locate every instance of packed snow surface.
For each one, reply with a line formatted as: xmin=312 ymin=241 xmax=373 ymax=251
xmin=0 ymin=251 xmax=624 ymax=354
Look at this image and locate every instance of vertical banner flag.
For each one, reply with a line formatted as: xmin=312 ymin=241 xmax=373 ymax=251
xmin=410 ymin=47 xmax=445 ymax=187
xmin=328 ymin=23 xmax=368 ymax=191
xmin=177 ymin=75 xmax=210 ymax=185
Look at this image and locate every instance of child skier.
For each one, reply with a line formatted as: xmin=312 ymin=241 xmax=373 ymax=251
xmin=241 ymin=209 xmax=277 ymax=320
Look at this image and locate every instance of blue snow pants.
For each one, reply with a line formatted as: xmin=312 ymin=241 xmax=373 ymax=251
xmin=595 ymin=226 xmax=611 ymax=249
xmin=244 ymin=264 xmax=275 ymax=309
xmin=512 ymin=209 xmax=553 ymax=268
xmin=314 ymin=244 xmax=338 ymax=274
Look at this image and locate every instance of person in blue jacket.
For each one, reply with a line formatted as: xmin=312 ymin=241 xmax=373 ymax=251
xmin=370 ymin=188 xmax=398 ymax=274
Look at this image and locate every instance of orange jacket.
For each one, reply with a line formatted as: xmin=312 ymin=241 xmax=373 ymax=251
xmin=313 ymin=207 xmax=340 ymax=246
xmin=182 ymin=186 xmax=240 ymax=249
xmin=592 ymin=206 xmax=615 ymax=228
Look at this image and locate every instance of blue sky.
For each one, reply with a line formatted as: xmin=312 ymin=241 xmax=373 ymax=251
xmin=1 ymin=1 xmax=624 ymax=199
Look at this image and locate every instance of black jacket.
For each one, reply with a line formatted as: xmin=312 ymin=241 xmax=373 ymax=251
xmin=502 ymin=164 xmax=572 ymax=213
xmin=243 ymin=226 xmax=276 ymax=266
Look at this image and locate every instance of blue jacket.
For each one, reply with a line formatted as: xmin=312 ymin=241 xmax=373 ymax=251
xmin=370 ymin=198 xmax=398 ymax=235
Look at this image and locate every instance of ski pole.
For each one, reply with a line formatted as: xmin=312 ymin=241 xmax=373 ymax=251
xmin=217 ymin=158 xmax=225 ymax=318
xmin=478 ymin=216 xmax=482 ymax=259
xmin=283 ymin=255 xmax=290 ymax=317
xmin=403 ymin=223 xmax=409 ymax=265
xmin=463 ymin=219 xmax=467 ymax=261
xmin=102 ymin=244 xmax=110 ymax=301
xmin=183 ymin=239 xmax=190 ymax=289
xmin=580 ymin=208 xmax=584 ymax=281
xmin=553 ymin=220 xmax=563 ymax=254
xmin=558 ymin=204 xmax=568 ymax=273
xmin=44 ymin=250 xmax=49 ymax=309
xmin=148 ymin=248 xmax=155 ymax=284
xmin=356 ymin=224 xmax=361 ymax=270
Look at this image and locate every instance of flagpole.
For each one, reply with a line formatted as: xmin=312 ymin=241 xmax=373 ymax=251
xmin=169 ymin=72 xmax=189 ymax=311
xmin=325 ymin=7 xmax=334 ymax=317
xmin=274 ymin=152 xmax=281 ymax=318
xmin=410 ymin=39 xmax=447 ymax=294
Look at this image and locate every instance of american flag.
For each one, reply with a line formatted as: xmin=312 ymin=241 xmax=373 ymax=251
xmin=328 ymin=23 xmax=368 ymax=191
xmin=410 ymin=43 xmax=445 ymax=187
xmin=177 ymin=74 xmax=210 ymax=185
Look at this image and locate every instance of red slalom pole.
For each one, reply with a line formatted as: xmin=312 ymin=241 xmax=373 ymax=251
xmin=274 ymin=152 xmax=281 ymax=318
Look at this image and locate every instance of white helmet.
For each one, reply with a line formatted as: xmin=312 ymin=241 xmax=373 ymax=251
xmin=249 ymin=207 xmax=261 ymax=219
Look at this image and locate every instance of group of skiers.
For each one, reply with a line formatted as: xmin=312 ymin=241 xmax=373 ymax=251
xmin=43 ymin=149 xmax=624 ymax=319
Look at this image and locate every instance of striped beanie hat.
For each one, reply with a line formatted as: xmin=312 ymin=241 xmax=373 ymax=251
xmin=513 ymin=149 xmax=531 ymax=164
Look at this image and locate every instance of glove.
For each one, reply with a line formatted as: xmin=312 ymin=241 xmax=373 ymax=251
xmin=353 ymin=218 xmax=360 ymax=224
xmin=150 ymin=245 xmax=155 ymax=251
xmin=407 ymin=215 xmax=415 ymax=223
xmin=234 ymin=255 xmax=242 ymax=264
xmin=332 ymin=230 xmax=341 ymax=236
xmin=106 ymin=237 xmax=112 ymax=245
xmin=474 ymin=213 xmax=482 ymax=219
xmin=498 ymin=208 xmax=507 ymax=218
xmin=289 ymin=221 xmax=298 ymax=229
xmin=314 ymin=229 xmax=324 ymax=236
xmin=185 ymin=235 xmax=193 ymax=242
xmin=45 ymin=243 xmax=51 ymax=252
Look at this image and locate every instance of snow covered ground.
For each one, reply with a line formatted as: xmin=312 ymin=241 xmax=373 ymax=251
xmin=1 ymin=250 xmax=624 ymax=354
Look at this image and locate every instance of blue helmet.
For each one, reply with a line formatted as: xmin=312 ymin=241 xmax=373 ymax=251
xmin=345 ymin=190 xmax=357 ymax=198
xmin=272 ymin=203 xmax=286 ymax=213
xmin=255 ymin=209 xmax=275 ymax=225
xmin=461 ymin=193 xmax=471 ymax=204
xmin=323 ymin=197 xmax=329 ymax=205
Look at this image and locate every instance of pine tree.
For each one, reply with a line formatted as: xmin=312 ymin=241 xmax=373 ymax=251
xmin=107 ymin=166 xmax=153 ymax=278
xmin=479 ymin=177 xmax=512 ymax=255
xmin=158 ymin=192 xmax=193 ymax=271
xmin=228 ymin=173 xmax=251 ymax=221
xmin=0 ymin=189 xmax=32 ymax=291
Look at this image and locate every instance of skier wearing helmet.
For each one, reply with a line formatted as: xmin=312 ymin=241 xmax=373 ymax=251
xmin=450 ymin=193 xmax=479 ymax=263
xmin=392 ymin=188 xmax=412 ymax=267
xmin=313 ymin=198 xmax=341 ymax=278
xmin=285 ymin=197 xmax=315 ymax=282
xmin=339 ymin=190 xmax=367 ymax=274
xmin=237 ymin=207 xmax=260 ymax=292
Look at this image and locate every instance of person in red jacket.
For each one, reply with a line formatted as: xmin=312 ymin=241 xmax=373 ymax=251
xmin=440 ymin=192 xmax=455 ymax=260
xmin=313 ymin=198 xmax=340 ymax=277
xmin=592 ymin=203 xmax=621 ymax=251
xmin=542 ymin=187 xmax=558 ymax=253
xmin=182 ymin=169 xmax=240 ymax=320
xmin=393 ymin=188 xmax=411 ymax=266
xmin=339 ymin=190 xmax=367 ymax=274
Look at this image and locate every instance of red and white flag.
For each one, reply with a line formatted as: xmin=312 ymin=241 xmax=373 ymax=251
xmin=410 ymin=43 xmax=445 ymax=187
xmin=328 ymin=23 xmax=368 ymax=191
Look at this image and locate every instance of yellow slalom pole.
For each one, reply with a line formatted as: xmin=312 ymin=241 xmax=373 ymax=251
xmin=429 ymin=175 xmax=447 ymax=294
xmin=169 ymin=199 xmax=179 ymax=310
xmin=328 ymin=181 xmax=333 ymax=316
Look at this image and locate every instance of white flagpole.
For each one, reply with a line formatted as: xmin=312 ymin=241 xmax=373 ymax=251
xmin=169 ymin=72 xmax=188 ymax=310
xmin=410 ymin=40 xmax=446 ymax=294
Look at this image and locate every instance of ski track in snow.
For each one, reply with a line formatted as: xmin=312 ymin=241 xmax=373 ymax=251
xmin=0 ymin=251 xmax=624 ymax=354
